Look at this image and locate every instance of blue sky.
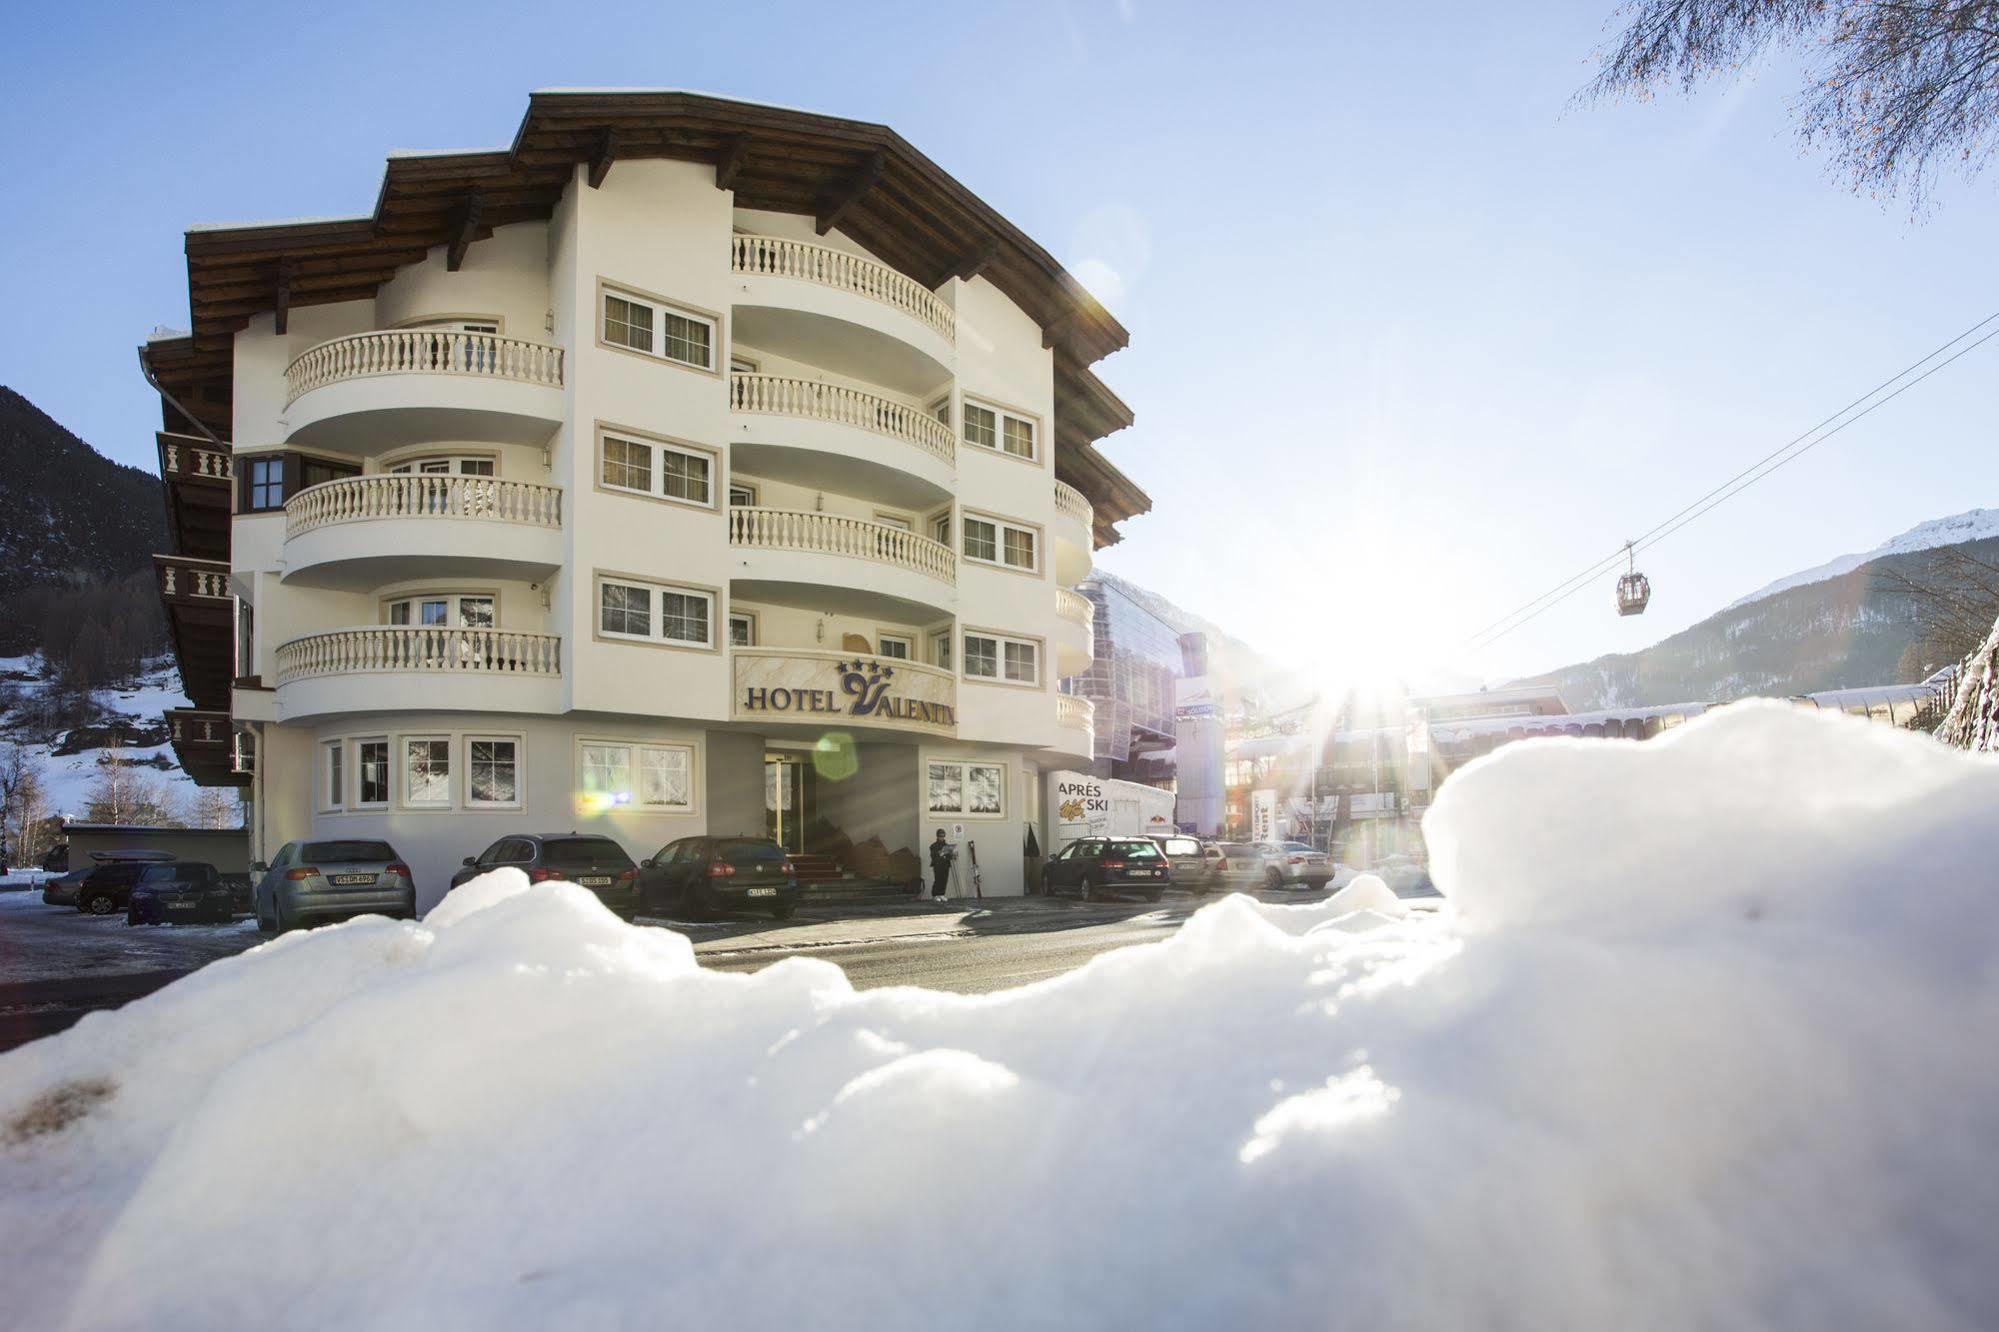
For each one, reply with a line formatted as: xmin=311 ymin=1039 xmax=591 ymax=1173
xmin=4 ymin=0 xmax=1993 ymax=685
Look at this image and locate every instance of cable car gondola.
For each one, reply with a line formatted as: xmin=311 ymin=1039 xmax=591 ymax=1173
xmin=1616 ymin=542 xmax=1650 ymax=617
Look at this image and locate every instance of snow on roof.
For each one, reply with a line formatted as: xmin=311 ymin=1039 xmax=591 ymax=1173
xmin=184 ymin=213 xmax=372 ymax=234
xmin=529 ymin=86 xmax=845 ymax=119
xmin=146 ymin=325 xmax=189 ymax=343
xmin=385 ymin=146 xmax=509 ymax=159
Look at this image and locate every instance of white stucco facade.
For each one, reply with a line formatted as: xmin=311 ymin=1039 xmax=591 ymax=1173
xmin=219 ymin=159 xmax=1106 ymax=908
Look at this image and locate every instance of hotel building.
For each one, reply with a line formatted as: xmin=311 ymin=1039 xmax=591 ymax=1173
xmin=147 ymin=90 xmax=1149 ymax=905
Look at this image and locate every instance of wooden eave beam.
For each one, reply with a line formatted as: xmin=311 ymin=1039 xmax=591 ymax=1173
xmin=587 ymin=128 xmax=624 ymax=188
xmin=939 ymin=239 xmax=998 ymax=287
xmin=446 ymin=192 xmax=484 ymax=271
xmin=714 ymin=134 xmax=748 ymax=190
xmin=273 ymin=258 xmax=294 ymax=334
xmin=815 ymin=150 xmax=883 ymax=236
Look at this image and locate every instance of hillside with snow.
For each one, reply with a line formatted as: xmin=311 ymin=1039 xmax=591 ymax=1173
xmin=1726 ymin=508 xmax=1999 ymax=611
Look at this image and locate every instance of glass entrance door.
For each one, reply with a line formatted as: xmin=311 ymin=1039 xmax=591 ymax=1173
xmin=765 ymin=755 xmax=808 ymax=854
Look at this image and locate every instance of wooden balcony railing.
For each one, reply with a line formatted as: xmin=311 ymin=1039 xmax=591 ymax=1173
xmin=158 ymin=433 xmax=234 ymax=483
xmin=156 ymin=556 xmax=231 ymax=602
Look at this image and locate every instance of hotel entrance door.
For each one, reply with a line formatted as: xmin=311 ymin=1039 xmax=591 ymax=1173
xmin=765 ymin=754 xmax=812 ymax=854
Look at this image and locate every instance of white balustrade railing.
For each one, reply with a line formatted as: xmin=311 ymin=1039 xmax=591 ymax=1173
xmin=285 ymin=475 xmax=563 ymax=538
xmin=730 ymin=234 xmax=955 ymax=344
xmin=161 ymin=436 xmax=233 ymax=481
xmin=275 ymin=627 xmax=562 ymax=686
xmin=729 ymin=373 xmax=956 ymax=466
xmin=727 ymin=507 xmax=956 ymax=584
xmin=1056 ymin=586 xmax=1094 ymax=629
xmin=159 ymin=560 xmax=230 ymax=600
xmin=284 ymin=330 xmax=565 ymax=406
xmin=1057 ymin=693 xmax=1095 ymax=730
xmin=1053 ymin=480 xmax=1093 ymax=531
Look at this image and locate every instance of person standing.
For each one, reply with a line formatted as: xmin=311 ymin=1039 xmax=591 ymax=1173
xmin=928 ymin=829 xmax=954 ymax=900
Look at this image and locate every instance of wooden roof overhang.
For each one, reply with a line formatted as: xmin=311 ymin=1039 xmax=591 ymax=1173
xmin=166 ymin=709 xmax=249 ymax=789
xmin=156 ymin=432 xmax=233 ymax=564
xmin=154 ymin=556 xmax=234 ymax=712
xmin=146 ymin=89 xmax=1145 ymax=543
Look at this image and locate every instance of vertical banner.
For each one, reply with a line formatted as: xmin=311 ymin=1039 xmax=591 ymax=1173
xmin=1250 ymin=788 xmax=1277 ymax=843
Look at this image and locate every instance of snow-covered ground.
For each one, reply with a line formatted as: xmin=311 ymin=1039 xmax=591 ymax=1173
xmin=0 ymin=655 xmax=197 ymax=819
xmin=1727 ymin=506 xmax=1999 ymax=610
xmin=3 ymin=702 xmax=1997 ymax=1329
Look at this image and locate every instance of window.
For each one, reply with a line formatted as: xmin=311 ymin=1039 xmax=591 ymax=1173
xmin=320 ymin=740 xmax=343 ymax=812
xmin=930 ymin=397 xmax=951 ymax=426
xmin=601 ymin=288 xmax=716 ymax=371
xmin=729 ymin=612 xmax=757 ymax=647
xmin=467 ymin=737 xmax=521 ymax=808
xmin=932 ymin=631 xmax=952 ymax=670
xmin=730 ymin=354 xmax=760 ymax=374
xmin=403 ymin=737 xmax=452 ymax=808
xmin=356 ymin=739 xmax=390 ymax=808
xmin=384 ymin=594 xmax=494 ymax=629
xmin=247 ymin=458 xmax=285 ymax=512
xmin=927 ymin=760 xmax=1006 ymax=816
xmin=599 ymin=432 xmax=714 ymax=508
xmin=878 ymin=634 xmax=912 ymax=660
xmin=960 ymin=514 xmax=1040 ymax=573
xmin=930 ymin=512 xmax=951 ymax=545
xmin=598 ymin=577 xmax=714 ymax=649
xmin=964 ymin=632 xmax=1040 ymax=686
xmin=961 ymin=399 xmax=1039 ymax=462
xmin=728 ymin=482 xmax=758 ymax=507
xmin=300 ymin=457 xmax=361 ymax=489
xmin=579 ymin=741 xmax=695 ymax=811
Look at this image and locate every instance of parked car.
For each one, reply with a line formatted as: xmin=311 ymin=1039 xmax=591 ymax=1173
xmin=636 ymin=835 xmax=800 ymax=921
xmin=127 ymin=862 xmax=237 ymax=925
xmin=254 ymin=840 xmax=417 ymax=934
xmin=78 ymin=860 xmax=181 ymax=915
xmin=42 ymin=867 xmax=91 ymax=908
xmin=1041 ymin=837 xmax=1171 ymax=901
xmin=450 ymin=834 xmax=640 ymax=919
xmin=1149 ymin=834 xmax=1221 ymax=893
xmin=1217 ymin=841 xmax=1335 ymax=892
xmin=1372 ymin=858 xmax=1441 ymax=898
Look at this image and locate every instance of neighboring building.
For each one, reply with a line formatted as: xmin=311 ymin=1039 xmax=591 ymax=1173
xmin=1060 ymin=575 xmax=1188 ymax=784
xmin=145 ymin=90 xmax=1150 ymax=906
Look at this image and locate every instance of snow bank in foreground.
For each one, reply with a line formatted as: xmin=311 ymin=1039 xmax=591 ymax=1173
xmin=4 ymin=703 xmax=1998 ymax=1331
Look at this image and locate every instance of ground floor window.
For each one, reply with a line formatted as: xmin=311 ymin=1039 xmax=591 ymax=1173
xmin=927 ymin=759 xmax=1005 ymax=816
xmin=579 ymin=740 xmax=695 ymax=812
xmin=320 ymin=741 xmax=343 ymax=812
xmin=356 ymin=738 xmax=390 ymax=808
xmin=467 ymin=736 xmax=521 ymax=808
xmin=403 ymin=737 xmax=452 ymax=808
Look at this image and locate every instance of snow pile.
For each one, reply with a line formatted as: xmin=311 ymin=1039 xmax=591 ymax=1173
xmin=1938 ymin=613 xmax=1999 ymax=752
xmin=5 ymin=705 xmax=1999 ymax=1330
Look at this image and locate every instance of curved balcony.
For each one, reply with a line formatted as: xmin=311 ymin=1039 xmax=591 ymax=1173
xmin=280 ymin=475 xmax=563 ymax=590
xmin=728 ymin=372 xmax=954 ymax=506
xmin=1053 ymin=480 xmax=1094 ymax=586
xmin=274 ymin=626 xmax=563 ymax=721
xmin=730 ymin=235 xmax=953 ymax=396
xmin=1054 ymin=586 xmax=1096 ymax=678
xmin=728 ymin=506 xmax=955 ymax=621
xmin=1057 ymin=692 xmax=1095 ymax=733
xmin=281 ymin=330 xmax=565 ymax=451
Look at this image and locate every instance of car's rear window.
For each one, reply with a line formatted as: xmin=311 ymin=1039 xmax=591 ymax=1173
xmin=1160 ymin=837 xmax=1200 ymax=856
xmin=140 ymin=864 xmax=177 ymax=884
xmin=1111 ymin=840 xmax=1161 ymax=858
xmin=541 ymin=837 xmax=634 ymax=867
xmin=716 ymin=839 xmax=787 ymax=867
xmin=1282 ymin=843 xmax=1317 ymax=853
xmin=302 ymin=841 xmax=397 ymax=863
xmin=1220 ymin=844 xmax=1252 ymax=857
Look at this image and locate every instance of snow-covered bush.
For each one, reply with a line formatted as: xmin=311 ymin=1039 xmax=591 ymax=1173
xmin=1937 ymin=612 xmax=1999 ymax=751
xmin=3 ymin=702 xmax=1997 ymax=1330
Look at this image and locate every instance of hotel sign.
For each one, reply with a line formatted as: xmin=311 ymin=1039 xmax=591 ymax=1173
xmin=732 ymin=650 xmax=957 ymax=736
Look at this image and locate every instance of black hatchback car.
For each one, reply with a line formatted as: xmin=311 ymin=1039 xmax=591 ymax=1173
xmin=1041 ymin=837 xmax=1172 ymax=902
xmin=451 ymin=834 xmax=641 ymax=918
xmin=637 ymin=836 xmax=800 ymax=921
xmin=74 ymin=861 xmax=157 ymax=916
xmin=127 ymin=862 xmax=236 ymax=925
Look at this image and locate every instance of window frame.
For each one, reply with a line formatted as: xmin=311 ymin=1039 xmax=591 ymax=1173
xmin=353 ymin=736 xmax=391 ymax=810
xmin=925 ymin=759 xmax=1008 ymax=818
xmin=961 ymin=630 xmax=1043 ymax=689
xmin=729 ymin=609 xmax=759 ymax=648
xmin=959 ymin=396 xmax=1042 ymax=464
xmin=960 ymin=510 xmax=1042 ymax=575
xmin=593 ymin=572 xmax=721 ymax=653
xmin=931 ymin=630 xmax=953 ymax=670
xmin=877 ymin=632 xmax=913 ymax=660
xmin=465 ymin=734 xmax=524 ymax=811
xmin=318 ymin=739 xmax=344 ymax=813
xmin=381 ymin=591 xmax=498 ymax=630
xmin=245 ymin=456 xmax=286 ymax=513
xmin=574 ymin=737 xmax=700 ymax=815
xmin=400 ymin=734 xmax=454 ymax=811
xmin=594 ymin=422 xmax=720 ymax=511
xmin=596 ymin=281 xmax=722 ymax=376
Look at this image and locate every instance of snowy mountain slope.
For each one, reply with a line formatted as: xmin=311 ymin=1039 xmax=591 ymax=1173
xmin=0 ymin=654 xmax=205 ymax=820
xmin=1726 ymin=508 xmax=1999 ymax=611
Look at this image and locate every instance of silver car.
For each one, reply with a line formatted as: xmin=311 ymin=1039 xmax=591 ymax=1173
xmin=1149 ymin=834 xmax=1223 ymax=893
xmin=1219 ymin=841 xmax=1333 ymax=891
xmin=254 ymin=839 xmax=417 ymax=933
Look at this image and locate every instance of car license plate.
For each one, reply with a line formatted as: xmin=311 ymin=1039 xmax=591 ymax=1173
xmin=1132 ymin=868 xmax=1157 ymax=877
xmin=331 ymin=874 xmax=375 ymax=886
xmin=747 ymin=887 xmax=777 ymax=897
xmin=167 ymin=901 xmax=195 ymax=912
xmin=580 ymin=876 xmax=613 ymax=887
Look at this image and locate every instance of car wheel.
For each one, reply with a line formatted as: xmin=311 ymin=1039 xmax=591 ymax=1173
xmin=1264 ymin=868 xmax=1284 ymax=892
xmin=1079 ymin=874 xmax=1097 ymax=903
xmin=84 ymin=893 xmax=115 ymax=916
